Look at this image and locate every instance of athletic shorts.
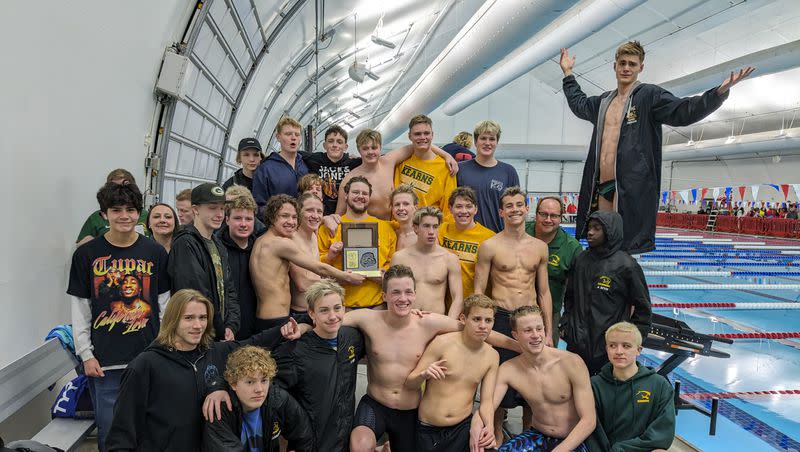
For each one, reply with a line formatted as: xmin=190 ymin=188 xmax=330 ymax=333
xmin=289 ymin=309 xmax=311 ymax=325
xmin=492 ymin=307 xmax=524 ymax=408
xmin=354 ymin=393 xmax=418 ymax=452
xmin=499 ymin=427 xmax=588 ymax=452
xmin=254 ymin=316 xmax=289 ymax=332
xmin=416 ymin=415 xmax=471 ymax=452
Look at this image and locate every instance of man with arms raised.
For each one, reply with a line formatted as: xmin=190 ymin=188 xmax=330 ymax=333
xmin=391 ymin=206 xmax=462 ymax=316
xmin=320 ymin=176 xmax=396 ymax=308
xmin=475 ymin=186 xmax=553 ymax=438
xmin=289 ymin=192 xmax=325 ymax=317
xmin=560 ymin=42 xmax=753 ymax=254
xmin=395 ymin=114 xmax=457 ymax=218
xmin=587 ymin=322 xmax=675 ymax=452
xmin=439 ymin=186 xmax=495 ymax=302
xmin=526 ymin=197 xmax=583 ymax=346
xmin=391 ymin=184 xmax=419 ymax=251
xmin=477 ymin=305 xmax=595 ymax=452
xmin=405 ymin=294 xmax=499 ymax=452
xmin=250 ymin=194 xmax=363 ymax=331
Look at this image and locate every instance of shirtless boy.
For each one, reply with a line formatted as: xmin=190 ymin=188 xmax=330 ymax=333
xmin=480 ymin=305 xmax=595 ymax=452
xmin=345 ymin=265 xmax=517 ymax=452
xmin=250 ymin=195 xmax=363 ymax=331
xmin=391 ymin=184 xmax=419 ymax=251
xmin=391 ymin=206 xmax=462 ymax=316
xmin=337 ymin=129 xmax=457 ymax=220
xmin=474 ymin=186 xmax=553 ymax=437
xmin=405 ymin=294 xmax=499 ymax=452
xmin=288 ymin=193 xmax=324 ymax=316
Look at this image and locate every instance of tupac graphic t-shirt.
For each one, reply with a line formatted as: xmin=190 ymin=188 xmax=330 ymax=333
xmin=302 ymin=152 xmax=362 ymax=215
xmin=68 ymin=235 xmax=170 ymax=367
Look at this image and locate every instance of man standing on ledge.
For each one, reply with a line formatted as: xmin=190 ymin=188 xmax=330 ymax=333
xmin=560 ymin=41 xmax=753 ymax=254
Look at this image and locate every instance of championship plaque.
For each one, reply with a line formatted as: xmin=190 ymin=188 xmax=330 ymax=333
xmin=342 ymin=223 xmax=380 ymax=277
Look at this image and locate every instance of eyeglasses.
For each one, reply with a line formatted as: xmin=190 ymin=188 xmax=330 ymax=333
xmin=536 ymin=212 xmax=562 ymax=220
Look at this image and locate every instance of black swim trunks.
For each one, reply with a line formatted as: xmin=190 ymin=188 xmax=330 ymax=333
xmin=597 ymin=179 xmax=616 ymax=202
xmin=499 ymin=427 xmax=588 ymax=452
xmin=253 ymin=316 xmax=289 ymax=332
xmin=416 ymin=414 xmax=472 ymax=452
xmin=354 ymin=393 xmax=418 ymax=452
xmin=492 ymin=307 xmax=525 ymax=408
xmin=289 ymin=308 xmax=311 ymax=325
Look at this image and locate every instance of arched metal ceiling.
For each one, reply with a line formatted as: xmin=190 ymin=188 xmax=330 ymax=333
xmin=153 ymin=0 xmax=800 ymax=200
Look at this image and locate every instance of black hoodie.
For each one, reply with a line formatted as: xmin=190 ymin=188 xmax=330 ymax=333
xmin=222 ymin=168 xmax=254 ymax=192
xmin=561 ymin=211 xmax=651 ymax=373
xmin=563 ymin=75 xmax=728 ymax=254
xmin=586 ymin=362 xmax=675 ymax=452
xmin=202 ymin=385 xmax=314 ymax=452
xmin=169 ymin=224 xmax=240 ymax=338
xmin=106 ymin=326 xmax=286 ymax=452
xmin=273 ymin=327 xmax=366 ymax=452
xmin=216 ymin=224 xmax=258 ymax=339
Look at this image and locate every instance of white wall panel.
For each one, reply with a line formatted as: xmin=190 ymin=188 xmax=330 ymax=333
xmin=0 ymin=0 xmax=192 ymax=370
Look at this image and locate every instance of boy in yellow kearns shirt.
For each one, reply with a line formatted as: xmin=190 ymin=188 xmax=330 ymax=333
xmin=438 ymin=187 xmax=495 ymax=308
xmin=394 ymin=114 xmax=457 ymax=221
xmin=318 ymin=176 xmax=396 ymax=308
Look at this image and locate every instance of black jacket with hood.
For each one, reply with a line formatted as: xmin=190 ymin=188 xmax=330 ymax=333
xmin=561 ymin=211 xmax=651 ymax=372
xmin=202 ymin=385 xmax=314 ymax=452
xmin=169 ymin=224 xmax=240 ymax=338
xmin=222 ymin=168 xmax=253 ymax=192
xmin=563 ymin=74 xmax=728 ymax=254
xmin=586 ymin=362 xmax=675 ymax=452
xmin=216 ymin=224 xmax=258 ymax=339
xmin=273 ymin=327 xmax=366 ymax=452
xmin=106 ymin=326 xmax=287 ymax=452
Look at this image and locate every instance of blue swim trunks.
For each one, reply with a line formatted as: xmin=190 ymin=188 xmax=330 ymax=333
xmin=498 ymin=428 xmax=588 ymax=452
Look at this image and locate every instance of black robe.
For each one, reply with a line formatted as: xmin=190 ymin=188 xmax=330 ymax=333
xmin=563 ymin=74 xmax=728 ymax=254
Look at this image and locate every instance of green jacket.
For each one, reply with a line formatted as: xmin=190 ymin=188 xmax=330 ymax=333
xmin=525 ymin=222 xmax=583 ymax=312
xmin=77 ymin=209 xmax=149 ymax=242
xmin=587 ymin=362 xmax=676 ymax=452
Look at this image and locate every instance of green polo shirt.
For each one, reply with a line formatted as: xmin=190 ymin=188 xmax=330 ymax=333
xmin=525 ymin=222 xmax=583 ymax=313
xmin=76 ymin=209 xmax=149 ymax=242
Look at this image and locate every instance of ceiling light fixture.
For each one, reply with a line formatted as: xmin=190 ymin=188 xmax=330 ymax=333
xmin=349 ymin=62 xmax=367 ymax=83
xmin=371 ymin=35 xmax=396 ymax=49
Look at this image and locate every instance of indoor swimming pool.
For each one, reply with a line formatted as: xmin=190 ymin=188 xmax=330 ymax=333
xmin=598 ymin=229 xmax=800 ymax=451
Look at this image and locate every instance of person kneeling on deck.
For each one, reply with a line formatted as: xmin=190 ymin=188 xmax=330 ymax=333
xmin=585 ymin=322 xmax=675 ymax=452
xmin=203 ymin=345 xmax=313 ymax=451
xmin=473 ymin=305 xmax=596 ymax=452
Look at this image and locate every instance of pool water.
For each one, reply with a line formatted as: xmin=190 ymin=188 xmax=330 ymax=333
xmin=563 ymin=226 xmax=800 ymax=450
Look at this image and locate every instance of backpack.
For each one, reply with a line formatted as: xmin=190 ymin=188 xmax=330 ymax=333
xmin=50 ymin=374 xmax=94 ymax=420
